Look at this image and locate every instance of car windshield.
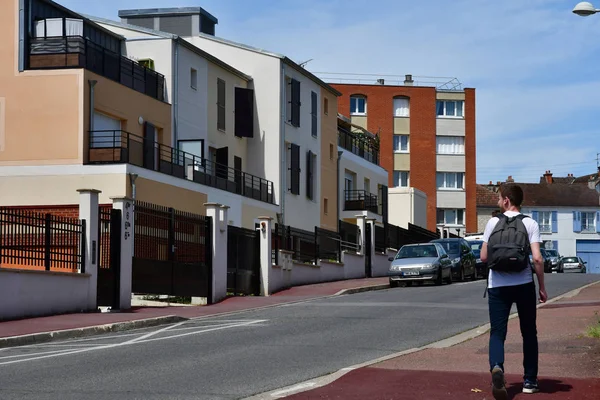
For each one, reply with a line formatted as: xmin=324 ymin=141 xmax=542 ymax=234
xmin=545 ymin=250 xmax=558 ymax=257
xmin=563 ymin=257 xmax=578 ymax=263
xmin=436 ymin=241 xmax=460 ymax=256
xmin=396 ymin=245 xmax=438 ymax=259
xmin=469 ymin=241 xmax=482 ymax=257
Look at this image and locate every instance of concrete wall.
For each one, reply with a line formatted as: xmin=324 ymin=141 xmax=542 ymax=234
xmin=0 ymin=269 xmax=92 ymax=321
xmin=372 ymin=249 xmax=397 ymax=277
xmin=388 ymin=187 xmax=428 ymax=229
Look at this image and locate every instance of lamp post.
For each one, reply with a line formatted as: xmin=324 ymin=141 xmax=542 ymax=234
xmin=573 ymin=2 xmax=600 ymax=16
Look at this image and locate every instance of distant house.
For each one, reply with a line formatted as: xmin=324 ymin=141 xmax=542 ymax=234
xmin=476 ymin=172 xmax=600 ymax=274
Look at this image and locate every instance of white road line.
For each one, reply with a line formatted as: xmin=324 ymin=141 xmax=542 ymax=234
xmin=0 ymin=319 xmax=267 ymax=366
xmin=120 ymin=320 xmax=188 ymax=345
xmin=0 ymin=348 xmax=79 ymax=360
xmin=270 ymin=382 xmax=316 ymax=397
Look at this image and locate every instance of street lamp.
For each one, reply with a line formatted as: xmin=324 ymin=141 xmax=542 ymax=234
xmin=573 ymin=2 xmax=599 ymax=16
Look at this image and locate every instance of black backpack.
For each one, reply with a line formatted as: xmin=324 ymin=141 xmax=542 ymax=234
xmin=487 ymin=214 xmax=531 ymax=272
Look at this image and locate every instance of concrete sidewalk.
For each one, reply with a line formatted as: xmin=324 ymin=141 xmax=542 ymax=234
xmin=283 ymin=282 xmax=600 ymax=399
xmin=0 ymin=277 xmax=390 ymax=348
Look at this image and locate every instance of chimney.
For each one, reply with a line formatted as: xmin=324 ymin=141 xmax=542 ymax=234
xmin=543 ymin=170 xmax=553 ymax=184
xmin=404 ymin=74 xmax=414 ymax=86
xmin=496 ymin=181 xmax=501 ymax=185
xmin=118 ymin=7 xmax=218 ymax=36
xmin=488 ymin=180 xmax=493 ymax=185
xmin=506 ymin=175 xmax=514 ymax=183
xmin=376 ymin=78 xmax=385 ymax=85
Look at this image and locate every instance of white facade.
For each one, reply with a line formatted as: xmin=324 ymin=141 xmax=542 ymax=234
xmin=388 ymin=187 xmax=428 ymax=229
xmin=339 ymin=148 xmax=388 ymax=224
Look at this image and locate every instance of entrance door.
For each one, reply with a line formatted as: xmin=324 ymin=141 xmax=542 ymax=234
xmin=97 ymin=207 xmax=122 ymax=309
xmin=365 ymin=223 xmax=372 ymax=278
xmin=227 ymin=225 xmax=261 ymax=296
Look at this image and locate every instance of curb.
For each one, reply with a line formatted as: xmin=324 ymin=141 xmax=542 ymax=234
xmin=0 ymin=315 xmax=187 ymax=349
xmin=242 ymin=280 xmax=600 ymax=399
xmin=0 ymin=282 xmax=390 ymax=349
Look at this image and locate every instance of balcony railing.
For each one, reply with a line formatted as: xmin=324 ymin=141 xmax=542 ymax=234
xmin=87 ymin=130 xmax=275 ymax=204
xmin=344 ymin=190 xmax=379 ymax=214
xmin=338 ymin=126 xmax=379 ymax=165
xmin=29 ymin=36 xmax=165 ymax=102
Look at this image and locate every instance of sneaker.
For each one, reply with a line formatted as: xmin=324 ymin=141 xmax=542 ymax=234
xmin=523 ymin=379 xmax=540 ymax=394
xmin=491 ymin=365 xmax=508 ymax=400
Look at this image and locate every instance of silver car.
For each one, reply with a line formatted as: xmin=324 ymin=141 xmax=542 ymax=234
xmin=561 ymin=256 xmax=587 ymax=273
xmin=388 ymin=243 xmax=453 ymax=287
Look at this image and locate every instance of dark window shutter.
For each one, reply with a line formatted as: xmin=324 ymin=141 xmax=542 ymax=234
xmin=215 ymin=146 xmax=228 ymax=179
xmin=291 ymin=79 xmax=301 ymax=127
xmin=143 ymin=121 xmax=156 ymax=170
xmin=234 ymin=156 xmax=242 ymax=193
xmin=306 ymin=150 xmax=313 ymax=200
xmin=311 ymin=91 xmax=317 ymax=137
xmin=234 ymin=87 xmax=254 ymax=138
xmin=217 ymin=79 xmax=226 ymax=131
xmin=380 ymin=185 xmax=388 ymax=222
xmin=290 ymin=143 xmax=300 ymax=195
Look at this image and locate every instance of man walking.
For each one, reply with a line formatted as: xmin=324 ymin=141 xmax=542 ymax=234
xmin=481 ymin=184 xmax=548 ymax=399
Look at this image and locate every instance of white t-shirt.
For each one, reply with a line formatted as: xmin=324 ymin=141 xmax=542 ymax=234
xmin=482 ymin=211 xmax=542 ymax=288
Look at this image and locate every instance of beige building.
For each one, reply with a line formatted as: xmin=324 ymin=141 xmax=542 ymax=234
xmin=320 ymin=88 xmax=339 ymax=232
xmin=0 ymin=0 xmax=277 ymax=226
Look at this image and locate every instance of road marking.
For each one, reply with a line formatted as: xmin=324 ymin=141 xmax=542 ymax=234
xmin=0 ymin=319 xmax=268 ymax=366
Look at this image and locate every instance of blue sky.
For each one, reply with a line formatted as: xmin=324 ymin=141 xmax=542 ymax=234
xmin=60 ymin=0 xmax=600 ymax=183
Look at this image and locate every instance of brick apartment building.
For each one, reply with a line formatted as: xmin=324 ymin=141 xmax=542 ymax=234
xmin=328 ymin=74 xmax=476 ymax=234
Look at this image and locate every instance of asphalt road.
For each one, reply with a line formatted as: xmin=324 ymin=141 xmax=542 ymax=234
xmin=0 ymin=274 xmax=597 ymax=400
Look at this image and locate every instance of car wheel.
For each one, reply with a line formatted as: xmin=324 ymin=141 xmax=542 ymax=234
xmin=445 ymin=269 xmax=453 ymax=284
xmin=389 ymin=280 xmax=399 ymax=288
xmin=459 ymin=266 xmax=465 ymax=282
xmin=435 ymin=268 xmax=444 ymax=286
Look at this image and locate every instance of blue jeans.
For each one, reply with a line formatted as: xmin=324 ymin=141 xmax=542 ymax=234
xmin=488 ymin=282 xmax=538 ymax=381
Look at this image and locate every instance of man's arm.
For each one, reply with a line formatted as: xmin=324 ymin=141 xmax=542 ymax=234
xmin=481 ymin=242 xmax=488 ymax=263
xmin=530 ymin=241 xmax=547 ymax=303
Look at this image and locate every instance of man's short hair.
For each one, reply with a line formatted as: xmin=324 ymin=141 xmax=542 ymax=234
xmin=499 ymin=184 xmax=524 ymax=207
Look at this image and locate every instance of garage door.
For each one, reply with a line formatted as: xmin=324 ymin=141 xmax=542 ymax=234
xmin=92 ymin=112 xmax=121 ymax=147
xmin=576 ymin=240 xmax=600 ymax=274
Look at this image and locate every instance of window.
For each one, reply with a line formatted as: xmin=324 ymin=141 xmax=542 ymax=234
xmin=436 ymin=100 xmax=464 ymax=117
xmin=91 ymin=111 xmax=121 ymax=148
xmin=436 ymin=136 xmax=465 ymax=155
xmin=364 ymin=177 xmax=370 ymax=193
xmin=234 ymin=87 xmax=254 ymax=138
xmin=582 ymin=212 xmax=596 ymax=232
xmin=393 ymin=135 xmax=409 ymax=153
xmin=437 ymin=209 xmax=465 ymax=225
xmin=178 ymin=140 xmax=204 ymax=170
xmin=324 ymin=198 xmax=329 ymax=214
xmin=350 ymin=95 xmax=366 ymax=115
xmin=288 ymin=143 xmax=300 ymax=195
xmin=393 ymin=97 xmax=409 ymax=117
xmin=306 ymin=150 xmax=316 ymax=200
xmin=539 ymin=211 xmax=552 ymax=233
xmin=344 ymin=171 xmax=355 ymax=192
xmin=190 ymin=68 xmax=197 ymax=90
xmin=287 ymin=78 xmax=301 ymax=127
xmin=217 ymin=78 xmax=226 ymax=131
xmin=393 ymin=171 xmax=409 ymax=188
xmin=436 ymin=172 xmax=464 ymax=190
xmin=311 ymin=91 xmax=318 ymax=137
xmin=324 ymin=97 xmax=329 ymax=115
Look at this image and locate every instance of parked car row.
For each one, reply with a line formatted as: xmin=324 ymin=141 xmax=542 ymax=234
xmin=388 ymin=238 xmax=587 ymax=287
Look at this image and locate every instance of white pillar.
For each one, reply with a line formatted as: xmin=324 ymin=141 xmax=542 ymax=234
xmin=203 ymin=203 xmax=227 ymax=304
xmin=77 ymin=189 xmax=101 ymax=310
xmin=257 ymin=216 xmax=273 ymax=296
xmin=110 ymin=197 xmax=134 ymax=310
xmin=355 ymin=215 xmax=367 ymax=256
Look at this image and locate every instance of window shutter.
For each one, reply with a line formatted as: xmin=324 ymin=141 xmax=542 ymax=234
xmin=306 ymin=150 xmax=313 ymax=200
xmin=380 ymin=185 xmax=388 ymax=222
xmin=289 ymin=143 xmax=300 ymax=195
xmin=217 ymin=79 xmax=226 ymax=131
xmin=311 ymin=91 xmax=317 ymax=137
xmin=532 ymin=211 xmax=539 ymax=223
xmin=596 ymin=211 xmax=600 ymax=233
xmin=234 ymin=88 xmax=254 ymax=138
xmin=573 ymin=211 xmax=582 ymax=233
xmin=551 ymin=211 xmax=558 ymax=233
xmin=552 ymin=240 xmax=559 ymax=252
xmin=290 ymin=79 xmax=301 ymax=127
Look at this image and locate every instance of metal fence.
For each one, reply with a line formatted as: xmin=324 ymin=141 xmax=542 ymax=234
xmin=272 ymin=224 xmax=342 ymax=264
xmin=0 ymin=207 xmax=85 ymax=272
xmin=339 ymin=220 xmax=361 ymax=253
xmin=375 ymin=222 xmax=441 ymax=253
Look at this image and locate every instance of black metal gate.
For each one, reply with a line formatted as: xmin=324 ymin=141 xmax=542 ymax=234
xmin=227 ymin=225 xmax=260 ymax=296
xmin=365 ymin=223 xmax=372 ymax=278
xmin=132 ymin=202 xmax=213 ymax=303
xmin=97 ymin=207 xmax=122 ymax=309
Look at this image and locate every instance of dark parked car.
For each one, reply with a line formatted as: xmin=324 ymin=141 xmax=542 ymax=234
xmin=545 ymin=249 xmax=563 ymax=273
xmin=430 ymin=238 xmax=477 ymax=281
xmin=530 ymin=248 xmax=552 ymax=272
xmin=468 ymin=240 xmax=487 ymax=278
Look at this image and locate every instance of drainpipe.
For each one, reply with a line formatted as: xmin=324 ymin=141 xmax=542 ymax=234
xmin=337 ymin=151 xmax=343 ymax=224
xmin=279 ymin=62 xmax=286 ymax=224
xmin=172 ymin=39 xmax=179 ymax=148
xmin=129 ymin=173 xmax=138 ymax=204
xmin=88 ymin=80 xmax=97 ymax=132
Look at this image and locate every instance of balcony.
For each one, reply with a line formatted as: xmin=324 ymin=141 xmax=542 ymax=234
xmin=344 ymin=190 xmax=379 ymax=214
xmin=29 ymin=36 xmax=165 ymax=102
xmin=87 ymin=130 xmax=275 ymax=204
xmin=338 ymin=126 xmax=379 ymax=165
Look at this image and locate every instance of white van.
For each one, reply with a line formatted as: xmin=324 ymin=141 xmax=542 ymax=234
xmin=464 ymin=233 xmax=484 ymax=241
